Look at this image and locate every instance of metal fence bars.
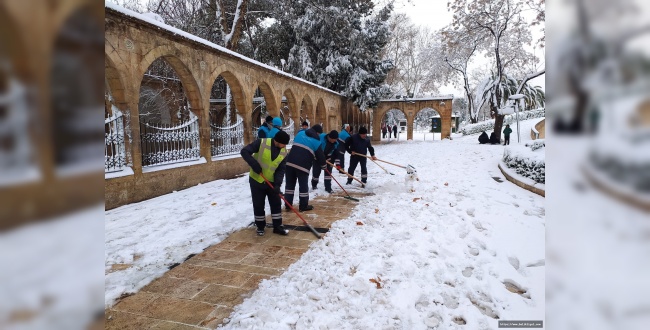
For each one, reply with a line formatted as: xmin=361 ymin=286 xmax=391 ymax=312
xmin=211 ymin=117 xmax=245 ymax=157
xmin=140 ymin=115 xmax=200 ymax=167
xmin=105 ymin=108 xmax=126 ymax=172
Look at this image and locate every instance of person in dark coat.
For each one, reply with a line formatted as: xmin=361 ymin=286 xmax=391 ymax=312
xmin=478 ymin=131 xmax=489 ymax=144
xmin=257 ymin=116 xmax=273 ymax=139
xmin=392 ymin=124 xmax=398 ymax=138
xmin=265 ymin=117 xmax=282 ymax=139
xmin=503 ymin=124 xmax=512 ymax=145
xmin=345 ymin=127 xmax=376 ymax=185
xmin=240 ymin=131 xmax=290 ymax=236
xmin=300 ymin=121 xmax=309 ymax=132
xmin=311 ymin=130 xmax=339 ymax=193
xmin=489 ymin=131 xmax=499 ymax=144
xmin=284 ymin=125 xmax=326 ymax=212
xmin=381 ymin=124 xmax=387 ymax=138
xmin=336 ymin=124 xmax=352 ymax=173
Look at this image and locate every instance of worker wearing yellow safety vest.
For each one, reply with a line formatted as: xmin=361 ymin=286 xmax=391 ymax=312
xmin=240 ymin=131 xmax=291 ymax=236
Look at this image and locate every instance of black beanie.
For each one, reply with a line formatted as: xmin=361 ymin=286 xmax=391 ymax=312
xmin=312 ymin=124 xmax=323 ymax=134
xmin=358 ymin=127 xmax=368 ymax=134
xmin=274 ymin=130 xmax=290 ymax=145
xmin=328 ymin=130 xmax=339 ymax=140
xmin=302 ymin=121 xmax=309 ymax=126
xmin=265 ymin=115 xmax=273 ymax=123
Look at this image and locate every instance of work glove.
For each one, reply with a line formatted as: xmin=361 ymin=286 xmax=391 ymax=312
xmin=371 ymin=156 xmax=378 ymax=161
xmin=273 ymin=184 xmax=282 ymax=194
xmin=250 ymin=161 xmax=262 ymax=174
xmin=336 ymin=165 xmax=342 ymax=171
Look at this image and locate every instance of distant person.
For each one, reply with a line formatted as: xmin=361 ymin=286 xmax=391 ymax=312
xmin=392 ymin=124 xmax=398 ymax=138
xmin=266 ymin=117 xmax=283 ymax=139
xmin=345 ymin=127 xmax=376 ymax=185
xmin=478 ymin=131 xmax=489 ymax=144
xmin=300 ymin=121 xmax=309 ymax=132
xmin=503 ymin=124 xmax=512 ymax=145
xmin=257 ymin=116 xmax=273 ymax=139
xmin=336 ymin=124 xmax=352 ymax=173
xmin=382 ymin=125 xmax=387 ymax=138
xmin=489 ymin=131 xmax=499 ymax=144
xmin=311 ymin=130 xmax=340 ymax=193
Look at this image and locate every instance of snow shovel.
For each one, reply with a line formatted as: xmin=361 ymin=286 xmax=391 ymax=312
xmin=352 ymin=152 xmax=395 ymax=175
xmin=325 ymin=160 xmax=365 ymax=188
xmin=260 ymin=173 xmax=321 ymax=239
xmin=324 ymin=167 xmax=360 ymax=202
xmin=373 ymin=158 xmax=417 ymax=174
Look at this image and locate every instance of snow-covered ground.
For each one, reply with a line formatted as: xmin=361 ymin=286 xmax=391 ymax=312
xmin=545 ymin=131 xmax=650 ymax=330
xmin=103 ymin=118 xmax=545 ymax=328
xmin=221 ymin=119 xmax=545 ymax=329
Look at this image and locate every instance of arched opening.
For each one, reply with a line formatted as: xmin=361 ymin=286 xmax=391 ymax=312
xmin=209 ymin=73 xmax=244 ymax=157
xmin=315 ymin=98 xmax=326 ymax=128
xmin=105 ymin=57 xmax=130 ymax=172
xmin=138 ymin=56 xmax=200 ymax=167
xmin=415 ymin=107 xmax=442 ymax=141
xmin=281 ymin=89 xmax=297 ymax=144
xmin=380 ymin=109 xmax=406 ymax=140
xmin=300 ymin=95 xmax=314 ymax=127
xmin=0 ymin=5 xmax=37 ymax=184
xmin=251 ymin=82 xmax=276 ymax=139
xmin=51 ymin=6 xmax=104 ymax=173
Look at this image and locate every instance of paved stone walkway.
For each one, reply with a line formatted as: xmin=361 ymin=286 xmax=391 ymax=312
xmin=105 ymin=190 xmax=370 ymax=329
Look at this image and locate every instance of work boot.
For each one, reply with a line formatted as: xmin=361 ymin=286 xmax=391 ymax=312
xmin=273 ymin=225 xmax=289 ymax=235
xmin=346 ymin=179 xmax=352 ymax=185
xmin=325 ymin=189 xmax=333 ymax=193
xmin=284 ymin=203 xmax=292 ymax=212
xmin=312 ymin=184 xmax=318 ymax=190
xmin=299 ymin=205 xmax=314 ymax=212
xmin=255 ymin=221 xmax=266 ymax=236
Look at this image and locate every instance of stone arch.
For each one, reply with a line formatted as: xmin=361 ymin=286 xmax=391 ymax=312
xmin=51 ymin=4 xmax=104 ymax=168
xmin=105 ymin=55 xmax=128 ymax=108
xmin=281 ymin=88 xmax=298 ymax=127
xmin=207 ymin=69 xmax=246 ymax=121
xmin=316 ymin=98 xmax=326 ymax=127
xmin=300 ymin=94 xmax=314 ymax=125
xmin=52 ymin=0 xmax=103 ymax=37
xmin=138 ymin=46 xmax=203 ymax=116
xmin=378 ymin=108 xmax=407 ymax=140
xmin=251 ymin=80 xmax=278 ymax=116
xmin=413 ymin=107 xmax=442 ymax=140
xmin=0 ymin=5 xmax=31 ymax=82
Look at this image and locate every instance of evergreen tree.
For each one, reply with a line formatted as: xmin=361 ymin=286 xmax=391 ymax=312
xmin=286 ymin=0 xmax=394 ymax=110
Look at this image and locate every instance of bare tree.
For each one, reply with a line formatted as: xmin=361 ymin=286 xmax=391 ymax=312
xmin=448 ymin=0 xmax=532 ymax=141
xmin=441 ymin=27 xmax=484 ymax=123
xmin=383 ymin=18 xmax=444 ymax=97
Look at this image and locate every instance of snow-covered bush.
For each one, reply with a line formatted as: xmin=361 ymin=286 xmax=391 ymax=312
xmin=525 ymin=139 xmax=545 ymax=151
xmin=502 ymin=145 xmax=545 ymax=184
xmin=461 ymin=109 xmax=545 ymax=135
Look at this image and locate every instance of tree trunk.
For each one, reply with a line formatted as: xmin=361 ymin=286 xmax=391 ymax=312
xmin=224 ymin=0 xmax=249 ymax=50
xmin=494 ymin=114 xmax=505 ymax=144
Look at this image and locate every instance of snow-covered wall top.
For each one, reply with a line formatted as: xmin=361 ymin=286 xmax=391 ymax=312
xmin=105 ymin=2 xmax=342 ymax=97
xmin=380 ymin=95 xmax=454 ymax=102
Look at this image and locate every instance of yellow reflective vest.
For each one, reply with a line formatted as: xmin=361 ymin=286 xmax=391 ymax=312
xmin=249 ymin=138 xmax=287 ymax=183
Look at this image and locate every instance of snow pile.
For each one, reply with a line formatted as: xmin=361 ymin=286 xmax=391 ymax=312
xmin=502 ymin=144 xmax=545 ymax=184
xmin=525 ymin=139 xmax=545 ymax=151
xmin=460 ymin=109 xmax=545 ymax=135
